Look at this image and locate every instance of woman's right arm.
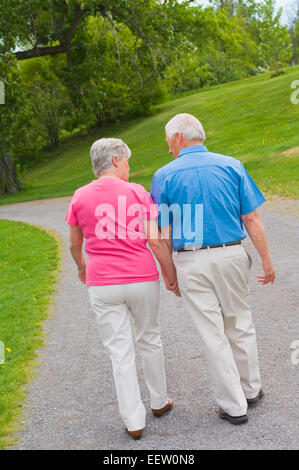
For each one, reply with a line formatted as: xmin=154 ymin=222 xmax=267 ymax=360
xmin=145 ymin=218 xmax=180 ymax=296
xmin=69 ymin=225 xmax=86 ymax=284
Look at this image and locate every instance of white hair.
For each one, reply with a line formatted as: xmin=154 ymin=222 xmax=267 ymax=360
xmin=90 ymin=137 xmax=131 ymax=176
xmin=165 ymin=113 xmax=206 ymax=141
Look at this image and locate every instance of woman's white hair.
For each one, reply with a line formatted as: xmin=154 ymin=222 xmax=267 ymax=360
xmin=165 ymin=113 xmax=206 ymax=141
xmin=90 ymin=137 xmax=131 ymax=176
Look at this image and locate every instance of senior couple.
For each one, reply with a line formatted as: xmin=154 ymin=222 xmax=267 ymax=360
xmin=66 ymin=113 xmax=275 ymax=439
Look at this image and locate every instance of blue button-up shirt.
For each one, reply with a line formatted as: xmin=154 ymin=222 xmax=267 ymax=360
xmin=150 ymin=145 xmax=266 ymax=252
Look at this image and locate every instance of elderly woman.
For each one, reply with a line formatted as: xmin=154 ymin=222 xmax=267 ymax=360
xmin=65 ymin=138 xmax=178 ymax=439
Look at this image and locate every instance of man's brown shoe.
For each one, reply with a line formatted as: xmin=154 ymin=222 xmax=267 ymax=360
xmin=126 ymin=428 xmax=144 ymax=439
xmin=247 ymin=389 xmax=264 ymax=405
xmin=218 ymin=408 xmax=248 ymax=425
xmin=152 ymin=398 xmax=173 ymax=417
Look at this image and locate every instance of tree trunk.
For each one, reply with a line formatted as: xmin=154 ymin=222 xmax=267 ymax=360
xmin=0 ymin=155 xmax=23 ymax=196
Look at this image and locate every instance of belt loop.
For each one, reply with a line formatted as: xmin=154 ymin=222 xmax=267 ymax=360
xmin=207 ymin=246 xmax=210 ymax=250
xmin=222 ymin=244 xmax=226 ymax=248
xmin=192 ymin=246 xmax=195 ymax=251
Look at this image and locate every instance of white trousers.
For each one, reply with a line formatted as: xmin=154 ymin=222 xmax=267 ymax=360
xmin=88 ymin=280 xmax=168 ymax=431
xmin=176 ymin=244 xmax=262 ymax=417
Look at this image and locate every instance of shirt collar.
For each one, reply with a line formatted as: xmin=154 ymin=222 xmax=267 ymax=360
xmin=178 ymin=144 xmax=208 ymax=158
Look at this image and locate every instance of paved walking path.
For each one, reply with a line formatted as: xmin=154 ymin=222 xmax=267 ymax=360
xmin=0 ymin=196 xmax=298 ymax=450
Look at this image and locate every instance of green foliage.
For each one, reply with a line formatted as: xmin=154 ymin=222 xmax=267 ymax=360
xmin=164 ymin=58 xmax=214 ymax=95
xmin=30 ymin=78 xmax=72 ymax=148
xmin=257 ymin=0 xmax=292 ymax=73
xmin=4 ymin=55 xmax=73 ymax=166
xmin=1 ymin=65 xmax=298 ymax=206
xmin=63 ymin=16 xmax=165 ymax=127
xmin=294 ymin=16 xmax=299 ymax=62
xmin=0 ymin=58 xmax=24 ymax=156
xmin=0 ymin=57 xmax=41 ymax=172
xmin=0 ymin=0 xmax=297 ymax=168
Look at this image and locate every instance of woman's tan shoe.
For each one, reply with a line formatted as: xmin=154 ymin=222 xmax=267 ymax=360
xmin=152 ymin=398 xmax=173 ymax=417
xmin=126 ymin=428 xmax=144 ymax=439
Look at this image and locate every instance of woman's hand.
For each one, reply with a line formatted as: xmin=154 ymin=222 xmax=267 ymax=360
xmin=169 ymin=280 xmax=181 ymax=297
xmin=69 ymin=226 xmax=86 ymax=284
xmin=145 ymin=220 xmax=181 ymax=296
xmin=161 ymin=268 xmax=181 ymax=297
xmin=78 ymin=265 xmax=86 ymax=284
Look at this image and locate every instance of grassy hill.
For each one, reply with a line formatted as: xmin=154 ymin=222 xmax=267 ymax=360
xmin=1 ymin=65 xmax=299 ymax=205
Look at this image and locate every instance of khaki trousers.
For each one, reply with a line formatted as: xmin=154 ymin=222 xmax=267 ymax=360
xmin=176 ymin=244 xmax=262 ymax=417
xmin=88 ymin=280 xmax=168 ymax=431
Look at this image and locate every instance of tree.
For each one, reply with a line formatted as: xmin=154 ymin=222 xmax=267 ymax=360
xmin=286 ymin=0 xmax=299 ymax=64
xmin=208 ymin=0 xmax=236 ymax=16
xmin=0 ymin=0 xmax=178 ymax=180
xmin=31 ymin=79 xmax=72 ymax=148
xmin=0 ymin=59 xmax=24 ymax=195
xmin=0 ymin=0 xmax=172 ymax=73
xmin=0 ymin=0 xmax=294 ymax=190
xmin=207 ymin=0 xmax=258 ymax=19
xmin=0 ymin=155 xmax=23 ymax=195
xmin=20 ymin=55 xmax=74 ymax=148
xmin=295 ymin=18 xmax=299 ymax=60
xmin=257 ymin=0 xmax=293 ymax=74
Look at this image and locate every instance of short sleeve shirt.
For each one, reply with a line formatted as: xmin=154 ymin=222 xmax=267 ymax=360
xmin=150 ymin=145 xmax=266 ymax=251
xmin=66 ymin=177 xmax=159 ymax=286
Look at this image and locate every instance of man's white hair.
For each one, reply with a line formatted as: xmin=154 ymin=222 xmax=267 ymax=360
xmin=90 ymin=137 xmax=131 ymax=176
xmin=165 ymin=113 xmax=206 ymax=141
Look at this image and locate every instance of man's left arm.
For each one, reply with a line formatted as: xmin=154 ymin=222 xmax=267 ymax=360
xmin=241 ymin=210 xmax=275 ymax=285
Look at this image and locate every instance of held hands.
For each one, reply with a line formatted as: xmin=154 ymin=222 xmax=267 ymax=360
xmin=257 ymin=257 xmax=275 ymax=285
xmin=161 ymin=268 xmax=181 ymax=297
xmin=168 ymin=279 xmax=181 ymax=297
xmin=78 ymin=265 xmax=86 ymax=284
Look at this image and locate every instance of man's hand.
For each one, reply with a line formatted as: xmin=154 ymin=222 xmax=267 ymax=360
xmin=257 ymin=257 xmax=275 ymax=285
xmin=241 ymin=211 xmax=275 ymax=286
xmin=78 ymin=266 xmax=86 ymax=284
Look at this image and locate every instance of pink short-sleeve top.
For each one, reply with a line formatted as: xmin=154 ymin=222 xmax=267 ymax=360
xmin=65 ymin=177 xmax=159 ymax=286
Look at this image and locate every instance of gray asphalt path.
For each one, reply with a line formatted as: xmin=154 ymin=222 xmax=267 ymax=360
xmin=0 ymin=196 xmax=298 ymax=450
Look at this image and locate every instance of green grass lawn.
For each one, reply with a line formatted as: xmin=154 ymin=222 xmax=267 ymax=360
xmin=1 ymin=65 xmax=299 ymax=206
xmin=0 ymin=220 xmax=59 ymax=449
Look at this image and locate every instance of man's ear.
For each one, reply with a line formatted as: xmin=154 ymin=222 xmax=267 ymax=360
xmin=112 ymin=156 xmax=119 ymax=167
xmin=176 ymin=132 xmax=183 ymax=144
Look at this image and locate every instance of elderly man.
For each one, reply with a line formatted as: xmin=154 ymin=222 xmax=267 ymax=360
xmin=150 ymin=113 xmax=275 ymax=425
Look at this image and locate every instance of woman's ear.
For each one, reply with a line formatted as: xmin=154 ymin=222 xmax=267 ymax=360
xmin=112 ymin=156 xmax=119 ymax=168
